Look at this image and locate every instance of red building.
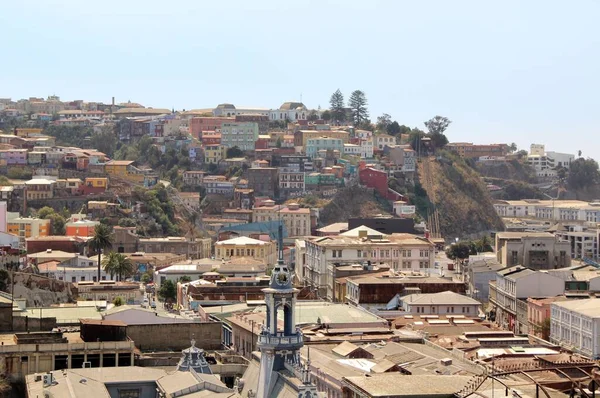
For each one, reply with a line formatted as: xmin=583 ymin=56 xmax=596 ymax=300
xmin=26 ymin=236 xmax=88 ymax=255
xmin=359 ymin=167 xmax=389 ymax=198
xmin=255 ymin=137 xmax=269 ymax=150
xmin=190 ymin=117 xmax=234 ymax=139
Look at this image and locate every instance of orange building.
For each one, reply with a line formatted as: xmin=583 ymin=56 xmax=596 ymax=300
xmin=7 ymin=217 xmax=50 ymax=247
xmin=65 ymin=220 xmax=99 ymax=237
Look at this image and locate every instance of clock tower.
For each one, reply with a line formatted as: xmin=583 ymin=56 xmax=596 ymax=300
xmin=255 ymin=258 xmax=303 ymax=397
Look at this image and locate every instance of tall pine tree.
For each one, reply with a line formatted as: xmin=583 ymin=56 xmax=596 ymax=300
xmin=348 ymin=90 xmax=369 ymax=127
xmin=329 ymin=89 xmax=346 ymax=124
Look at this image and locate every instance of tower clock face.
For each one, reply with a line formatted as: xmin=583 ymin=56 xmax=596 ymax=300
xmin=276 ymin=271 xmax=289 ymax=286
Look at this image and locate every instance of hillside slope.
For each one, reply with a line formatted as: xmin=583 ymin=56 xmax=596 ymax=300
xmin=318 ymin=185 xmax=391 ymax=226
xmin=415 ymin=152 xmax=504 ymax=239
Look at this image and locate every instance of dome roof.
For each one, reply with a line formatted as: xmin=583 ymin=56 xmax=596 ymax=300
xmin=279 ymin=102 xmax=305 ymax=111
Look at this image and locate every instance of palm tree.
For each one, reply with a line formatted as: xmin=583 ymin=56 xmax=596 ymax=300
xmin=102 ymin=252 xmax=133 ymax=282
xmin=90 ymin=224 xmax=113 ymax=282
xmin=101 ymin=251 xmax=119 ymax=280
xmin=113 ymin=253 xmax=134 ymax=281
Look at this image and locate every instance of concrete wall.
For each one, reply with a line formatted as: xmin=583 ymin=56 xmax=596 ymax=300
xmin=12 ymin=316 xmax=57 ymax=332
xmin=517 ymin=273 xmax=564 ymax=299
xmin=127 ymin=322 xmax=221 ymax=351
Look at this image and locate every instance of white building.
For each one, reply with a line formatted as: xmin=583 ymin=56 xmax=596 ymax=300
xmin=269 ymin=102 xmax=308 ymax=121
xmin=213 ymin=103 xmax=270 ymax=117
xmin=551 ymin=298 xmax=600 ymax=359
xmin=494 ymin=199 xmax=600 ymax=224
xmin=527 ymin=144 xmax=575 ymax=177
xmin=554 ymin=225 xmax=599 ymax=260
xmin=374 ymin=134 xmax=395 ymax=151
xmin=221 ymin=122 xmax=259 ymax=151
xmin=489 ymin=266 xmax=564 ymax=334
xmin=358 ymin=137 xmax=374 ymax=158
xmin=303 ymin=226 xmax=435 ymax=297
xmin=343 ymin=143 xmax=361 ymax=156
xmin=393 ymin=201 xmax=416 ymax=218
xmin=400 ymin=291 xmax=482 ymax=316
xmin=212 ymin=102 xmax=310 ymax=122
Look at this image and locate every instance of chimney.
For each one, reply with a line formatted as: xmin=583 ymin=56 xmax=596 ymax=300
xmin=358 ymin=230 xmax=367 ymax=239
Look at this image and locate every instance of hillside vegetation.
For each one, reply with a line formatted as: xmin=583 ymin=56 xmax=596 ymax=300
xmin=414 ymin=151 xmax=504 ymax=239
xmin=476 ymin=159 xmax=537 ymax=183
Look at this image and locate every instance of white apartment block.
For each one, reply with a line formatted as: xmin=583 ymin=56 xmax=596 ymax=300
xmin=303 ymin=226 xmax=435 ymax=297
xmin=551 ymin=299 xmax=600 ymax=359
xmin=494 ymin=199 xmax=600 ymax=224
xmin=220 ymin=122 xmax=259 ymax=151
xmin=554 ymin=225 xmax=599 ymax=260
xmin=527 ymin=144 xmax=575 ymax=177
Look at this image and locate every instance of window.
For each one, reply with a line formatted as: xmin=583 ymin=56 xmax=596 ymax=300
xmin=118 ymin=390 xmax=141 ymax=398
xmin=72 ymin=277 xmax=76 ymax=283
xmin=81 ymin=276 xmax=85 ymax=282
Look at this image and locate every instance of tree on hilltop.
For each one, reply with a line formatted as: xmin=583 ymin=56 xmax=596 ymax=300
xmin=348 ymin=90 xmax=369 ymax=127
xmin=329 ymin=89 xmax=346 ymax=124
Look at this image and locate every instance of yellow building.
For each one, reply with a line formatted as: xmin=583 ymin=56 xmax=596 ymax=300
xmin=104 ymin=160 xmax=144 ymax=183
xmin=15 ymin=128 xmax=43 ymax=137
xmin=204 ymin=145 xmax=226 ymax=164
xmin=214 ymin=236 xmax=276 ymax=265
xmin=7 ymin=217 xmax=51 ymax=247
xmin=24 ymin=178 xmax=56 ymax=200
xmin=84 ymin=177 xmax=109 ymax=189
xmin=253 ymin=202 xmax=311 ymax=237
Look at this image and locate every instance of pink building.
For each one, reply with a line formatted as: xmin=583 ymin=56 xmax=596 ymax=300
xmin=0 ymin=149 xmax=28 ymax=165
xmin=527 ymin=296 xmax=568 ymax=340
xmin=190 ymin=117 xmax=234 ymax=140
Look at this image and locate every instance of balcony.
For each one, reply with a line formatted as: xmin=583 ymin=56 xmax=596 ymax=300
xmin=257 ymin=331 xmax=303 ymax=347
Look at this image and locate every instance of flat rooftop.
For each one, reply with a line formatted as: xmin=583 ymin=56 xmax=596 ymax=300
xmin=343 ymin=374 xmax=473 ymax=397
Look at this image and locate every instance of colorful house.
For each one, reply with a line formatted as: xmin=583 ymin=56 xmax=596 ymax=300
xmin=104 ymin=160 xmax=145 ymax=184
xmin=78 ymin=177 xmax=108 ymax=195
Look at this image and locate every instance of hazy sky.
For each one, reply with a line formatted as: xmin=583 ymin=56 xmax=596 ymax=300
xmin=2 ymin=0 xmax=598 ymax=156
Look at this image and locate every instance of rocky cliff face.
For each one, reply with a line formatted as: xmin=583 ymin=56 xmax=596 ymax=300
xmin=10 ymin=272 xmax=75 ymax=306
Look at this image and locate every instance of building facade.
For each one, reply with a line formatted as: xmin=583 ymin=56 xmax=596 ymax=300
xmin=495 ymin=232 xmax=571 ymax=269
xmin=304 ymin=226 xmax=435 ymax=297
xmin=550 ymin=299 xmax=600 ymax=359
xmin=489 ymin=266 xmax=565 ymax=334
xmin=220 ymin=122 xmax=259 ymax=151
xmin=215 ymin=236 xmax=277 ymax=265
